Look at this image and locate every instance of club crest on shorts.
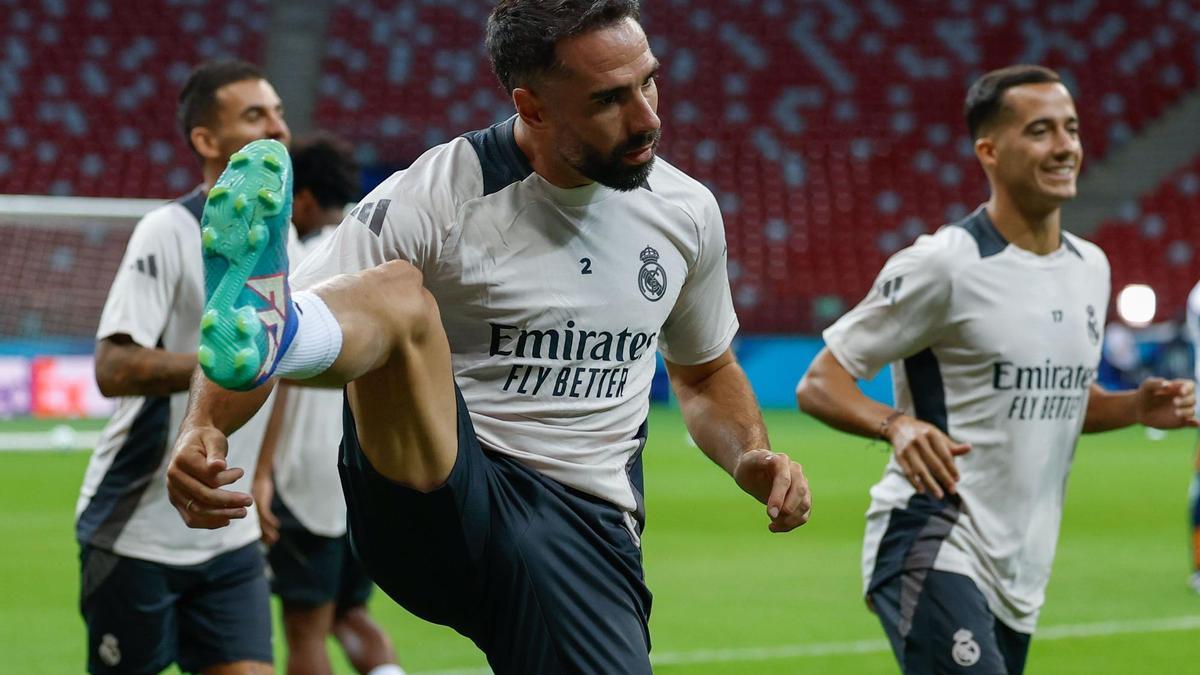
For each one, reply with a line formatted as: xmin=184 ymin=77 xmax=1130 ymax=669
xmin=99 ymin=633 xmax=121 ymax=667
xmin=638 ymin=246 xmax=667 ymax=302
xmin=951 ymin=628 xmax=981 ymax=667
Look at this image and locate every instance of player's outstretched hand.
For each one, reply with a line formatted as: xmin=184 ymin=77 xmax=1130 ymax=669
xmin=166 ymin=425 xmax=253 ymax=529
xmin=1137 ymin=378 xmax=1199 ymax=430
xmin=252 ymin=475 xmax=280 ymax=545
xmin=733 ymin=449 xmax=812 ymax=533
xmin=886 ymin=416 xmax=970 ymax=500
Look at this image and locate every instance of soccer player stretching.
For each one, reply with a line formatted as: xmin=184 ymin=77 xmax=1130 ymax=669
xmin=797 ymin=65 xmax=1196 ymax=674
xmin=166 ymin=2 xmax=811 ymax=673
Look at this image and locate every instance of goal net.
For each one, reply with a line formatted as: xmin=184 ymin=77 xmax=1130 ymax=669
xmin=0 ymin=195 xmax=162 ymax=427
xmin=0 ymin=195 xmax=160 ymax=339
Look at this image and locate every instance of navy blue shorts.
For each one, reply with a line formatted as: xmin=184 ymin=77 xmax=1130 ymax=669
xmin=267 ymin=493 xmax=373 ymax=610
xmin=867 ymin=495 xmax=1031 ymax=675
xmin=79 ymin=542 xmax=272 ymax=674
xmin=338 ymin=386 xmax=653 ymax=675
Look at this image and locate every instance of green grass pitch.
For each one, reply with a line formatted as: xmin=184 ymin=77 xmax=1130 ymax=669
xmin=3 ymin=409 xmax=1200 ymax=673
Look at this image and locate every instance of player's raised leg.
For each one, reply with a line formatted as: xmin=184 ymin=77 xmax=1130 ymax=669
xmin=313 ymin=262 xmax=458 ymax=490
xmin=197 ymin=142 xmax=457 ymax=490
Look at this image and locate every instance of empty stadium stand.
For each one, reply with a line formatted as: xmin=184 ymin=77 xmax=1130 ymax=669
xmin=0 ymin=0 xmax=268 ymax=199
xmin=2 ymin=0 xmax=1198 ymax=335
xmin=315 ymin=0 xmax=1200 ymax=330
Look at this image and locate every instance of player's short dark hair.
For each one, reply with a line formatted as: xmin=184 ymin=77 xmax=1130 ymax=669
xmin=486 ymin=0 xmax=641 ymax=94
xmin=964 ymin=65 xmax=1062 ymax=139
xmin=177 ymin=59 xmax=265 ymax=153
xmin=291 ymin=132 xmax=360 ymax=209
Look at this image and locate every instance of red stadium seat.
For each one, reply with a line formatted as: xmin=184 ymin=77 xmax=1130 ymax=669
xmin=316 ymin=1 xmax=1195 ymax=330
xmin=3 ymin=1 xmax=1196 ymax=334
xmin=0 ymin=0 xmax=268 ymax=199
xmin=1092 ymin=157 xmax=1200 ymax=322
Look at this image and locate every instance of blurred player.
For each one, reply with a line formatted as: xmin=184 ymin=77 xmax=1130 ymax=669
xmin=166 ymin=1 xmax=811 ymax=673
xmin=79 ymin=59 xmax=288 ymax=675
xmin=252 ymin=133 xmax=404 ymax=675
xmin=797 ymin=64 xmax=1197 ymax=674
xmin=1187 ymin=279 xmax=1200 ymax=592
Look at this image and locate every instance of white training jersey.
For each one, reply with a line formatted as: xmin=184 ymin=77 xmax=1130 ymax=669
xmin=822 ymin=206 xmax=1110 ymax=633
xmin=77 ymin=187 xmax=275 ymax=566
xmin=292 ymin=117 xmax=738 ymax=528
xmin=1188 ymin=281 xmax=1200 ymax=385
xmin=271 ymin=225 xmax=348 ymax=537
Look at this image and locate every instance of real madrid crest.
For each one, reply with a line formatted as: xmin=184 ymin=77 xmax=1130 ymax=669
xmin=638 ymin=246 xmax=667 ymax=302
xmin=99 ymin=633 xmax=122 ymax=667
xmin=951 ymin=628 xmax=981 ymax=667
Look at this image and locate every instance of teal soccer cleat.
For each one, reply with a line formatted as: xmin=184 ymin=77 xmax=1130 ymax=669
xmin=197 ymin=139 xmax=297 ymax=391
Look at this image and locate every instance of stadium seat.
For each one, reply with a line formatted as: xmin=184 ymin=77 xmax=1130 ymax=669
xmin=2 ymin=0 xmax=1197 ymax=334
xmin=315 ymin=0 xmax=1196 ymax=331
xmin=1091 ymin=156 xmax=1200 ymax=322
xmin=0 ymin=0 xmax=269 ymax=199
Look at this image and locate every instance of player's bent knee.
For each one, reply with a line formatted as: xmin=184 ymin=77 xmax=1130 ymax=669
xmin=372 ymin=258 xmax=423 ymax=285
xmin=364 ymin=261 xmax=442 ymax=343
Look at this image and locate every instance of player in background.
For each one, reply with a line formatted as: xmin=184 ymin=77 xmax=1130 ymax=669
xmin=797 ymin=64 xmax=1196 ymax=674
xmin=166 ymin=1 xmax=812 ymax=673
xmin=1187 ymin=280 xmax=1200 ymax=593
xmin=252 ymin=133 xmax=404 ymax=675
xmin=79 ymin=60 xmax=288 ymax=674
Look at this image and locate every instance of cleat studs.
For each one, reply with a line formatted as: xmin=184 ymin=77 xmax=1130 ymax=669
xmin=262 ymin=155 xmax=282 ymax=173
xmin=207 ymin=186 xmax=228 ymax=201
xmin=197 ymin=346 xmax=214 ymax=368
xmin=201 ymin=227 xmax=217 ymax=250
xmin=200 ymin=310 xmax=218 ymax=332
xmin=248 ymin=225 xmax=268 ymax=247
xmin=235 ymin=307 xmax=260 ymax=336
xmin=230 ymin=152 xmax=249 ymax=167
xmin=233 ymin=347 xmax=258 ymax=370
xmin=257 ymin=188 xmax=279 ymax=211
xmin=234 ymin=195 xmax=247 ymax=214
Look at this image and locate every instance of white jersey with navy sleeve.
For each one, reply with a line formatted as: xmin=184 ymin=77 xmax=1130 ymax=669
xmin=822 ymin=206 xmax=1110 ymax=633
xmin=292 ymin=117 xmax=738 ymax=524
xmin=1188 ymin=281 xmax=1200 ymax=385
xmin=77 ymin=187 xmax=276 ymax=566
xmin=270 ymin=225 xmax=349 ymax=537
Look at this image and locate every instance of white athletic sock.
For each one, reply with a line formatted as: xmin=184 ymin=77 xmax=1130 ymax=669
xmin=366 ymin=665 xmax=406 ymax=675
xmin=275 ymin=290 xmax=343 ymax=379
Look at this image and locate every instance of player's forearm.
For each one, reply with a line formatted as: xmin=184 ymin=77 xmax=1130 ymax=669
xmin=94 ymin=338 xmax=197 ymax=397
xmin=183 ymin=371 xmax=275 ymax=436
xmin=254 ymin=383 xmax=291 ymax=479
xmin=1082 ymin=384 xmax=1139 ymax=433
xmin=673 ymin=360 xmax=770 ymax=475
xmin=796 ymin=348 xmax=898 ymax=441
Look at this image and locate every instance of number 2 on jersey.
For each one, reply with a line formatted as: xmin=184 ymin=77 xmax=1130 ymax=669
xmin=579 ymin=258 xmax=593 ymax=275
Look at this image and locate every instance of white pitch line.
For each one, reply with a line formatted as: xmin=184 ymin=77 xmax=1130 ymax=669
xmin=1037 ymin=614 xmax=1200 ymax=640
xmin=416 ymin=614 xmax=1200 ymax=674
xmin=0 ymin=430 xmax=100 ymax=451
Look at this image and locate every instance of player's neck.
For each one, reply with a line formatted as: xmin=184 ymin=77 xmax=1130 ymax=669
xmin=201 ymin=162 xmax=222 ymax=193
xmin=985 ymin=192 xmax=1062 ymax=256
xmin=513 ymin=118 xmax=594 ymax=190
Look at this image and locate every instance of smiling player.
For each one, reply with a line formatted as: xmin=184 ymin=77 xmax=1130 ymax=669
xmin=797 ymin=64 xmax=1197 ymax=674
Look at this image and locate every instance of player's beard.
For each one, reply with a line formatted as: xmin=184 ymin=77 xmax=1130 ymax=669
xmin=567 ymin=129 xmax=661 ymax=192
